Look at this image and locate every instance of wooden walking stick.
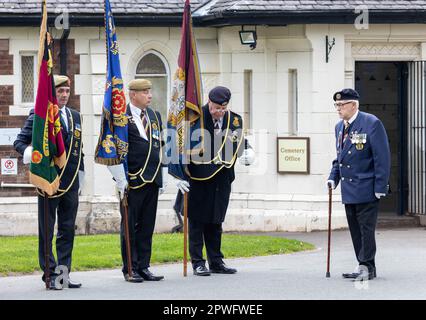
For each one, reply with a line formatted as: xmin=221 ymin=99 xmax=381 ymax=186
xmin=183 ymin=192 xmax=188 ymax=277
xmin=326 ymin=185 xmax=332 ymax=278
xmin=44 ymin=193 xmax=51 ymax=289
xmin=121 ymin=193 xmax=133 ymax=279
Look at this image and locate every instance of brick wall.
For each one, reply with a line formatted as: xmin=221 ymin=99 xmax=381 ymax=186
xmin=0 ymin=38 xmax=80 ymax=197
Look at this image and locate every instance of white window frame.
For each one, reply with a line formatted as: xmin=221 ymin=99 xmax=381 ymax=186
xmin=135 ymin=50 xmax=171 ymax=114
xmin=19 ymin=52 xmax=38 ymax=107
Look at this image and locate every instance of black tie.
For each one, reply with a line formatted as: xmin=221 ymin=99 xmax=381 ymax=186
xmin=342 ymin=121 xmax=350 ymax=147
xmin=214 ymin=120 xmax=220 ymax=135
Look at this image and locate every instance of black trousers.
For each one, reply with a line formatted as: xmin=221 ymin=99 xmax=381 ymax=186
xmin=37 ymin=187 xmax=79 ymax=279
xmin=345 ymin=200 xmax=379 ymax=271
xmin=189 ymin=219 xmax=224 ymax=268
xmin=120 ymin=183 xmax=159 ymax=274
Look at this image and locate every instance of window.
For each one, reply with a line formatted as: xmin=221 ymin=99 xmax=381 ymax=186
xmin=288 ymin=69 xmax=298 ymax=135
xmin=135 ymin=52 xmax=169 ymax=121
xmin=243 ymin=70 xmax=252 ymax=130
xmin=21 ymin=54 xmax=37 ymax=104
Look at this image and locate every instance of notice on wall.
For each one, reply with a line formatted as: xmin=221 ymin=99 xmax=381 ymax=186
xmin=0 ymin=128 xmax=20 ymax=146
xmin=1 ymin=158 xmax=18 ymax=175
xmin=277 ymin=137 xmax=310 ymax=174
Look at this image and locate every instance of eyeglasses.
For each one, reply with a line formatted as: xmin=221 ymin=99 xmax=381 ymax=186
xmin=334 ymin=101 xmax=353 ymax=108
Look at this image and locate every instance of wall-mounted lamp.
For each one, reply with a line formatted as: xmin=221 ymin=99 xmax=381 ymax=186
xmin=239 ymin=26 xmax=257 ymax=50
xmin=325 ymin=35 xmax=335 ymax=63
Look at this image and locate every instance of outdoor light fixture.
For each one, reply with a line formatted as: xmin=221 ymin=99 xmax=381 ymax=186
xmin=239 ymin=26 xmax=257 ymax=50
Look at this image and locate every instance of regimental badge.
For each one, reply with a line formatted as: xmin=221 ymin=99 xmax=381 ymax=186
xmin=74 ymin=129 xmax=81 ymax=139
xmin=351 ymin=133 xmax=367 ymax=151
xmin=152 ymin=123 xmax=158 ymax=131
xmin=336 ymin=93 xmax=341 ymax=100
xmin=233 ymin=117 xmax=240 ymax=127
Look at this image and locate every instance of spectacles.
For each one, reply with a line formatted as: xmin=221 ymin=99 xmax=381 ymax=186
xmin=334 ymin=101 xmax=353 ymax=108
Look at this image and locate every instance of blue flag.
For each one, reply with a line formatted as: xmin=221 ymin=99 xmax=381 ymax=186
xmin=95 ymin=0 xmax=128 ymax=175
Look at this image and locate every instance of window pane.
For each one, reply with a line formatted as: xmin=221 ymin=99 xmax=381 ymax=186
xmin=136 ymin=53 xmax=166 ymax=74
xmin=21 ymin=56 xmax=34 ymax=103
xmin=135 ymin=76 xmax=168 ymax=123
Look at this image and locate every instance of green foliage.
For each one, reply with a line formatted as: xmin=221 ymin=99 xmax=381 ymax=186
xmin=0 ymin=233 xmax=314 ymax=276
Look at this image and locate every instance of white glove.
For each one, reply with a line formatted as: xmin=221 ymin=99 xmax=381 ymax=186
xmin=23 ymin=146 xmax=33 ymax=164
xmin=78 ymin=170 xmax=85 ymax=194
xmin=327 ymin=180 xmax=335 ymax=189
xmin=375 ymin=193 xmax=386 ymax=199
xmin=159 ymin=167 xmax=168 ymax=195
xmin=176 ymin=180 xmax=190 ymax=194
xmin=107 ymin=164 xmax=128 ymax=200
xmin=239 ymin=148 xmax=255 ymax=166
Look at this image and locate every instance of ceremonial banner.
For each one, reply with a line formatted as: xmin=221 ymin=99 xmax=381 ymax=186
xmin=29 ymin=0 xmax=66 ymax=196
xmin=168 ymin=0 xmax=203 ymax=180
xmin=95 ymin=0 xmax=128 ymax=173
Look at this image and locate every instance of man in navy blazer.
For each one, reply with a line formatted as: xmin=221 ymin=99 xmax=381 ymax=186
xmin=327 ymin=88 xmax=391 ymax=281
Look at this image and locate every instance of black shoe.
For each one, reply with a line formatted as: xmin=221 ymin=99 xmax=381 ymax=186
xmin=193 ymin=265 xmax=211 ymax=276
xmin=67 ymin=278 xmax=82 ymax=288
xmin=139 ymin=268 xmax=164 ymax=281
xmin=209 ymin=263 xmax=237 ymax=274
xmin=342 ymin=270 xmax=374 ymax=281
xmin=45 ymin=277 xmax=63 ymax=290
xmin=124 ymin=272 xmax=144 ymax=283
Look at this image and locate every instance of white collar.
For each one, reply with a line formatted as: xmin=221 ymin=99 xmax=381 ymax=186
xmin=347 ymin=110 xmax=359 ymax=125
xmin=129 ymin=102 xmax=146 ymax=117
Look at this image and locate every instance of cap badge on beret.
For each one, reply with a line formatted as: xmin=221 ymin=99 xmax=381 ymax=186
xmin=336 ymin=93 xmax=341 ymax=100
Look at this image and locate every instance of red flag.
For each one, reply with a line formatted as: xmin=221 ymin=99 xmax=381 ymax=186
xmin=29 ymin=0 xmax=66 ymax=195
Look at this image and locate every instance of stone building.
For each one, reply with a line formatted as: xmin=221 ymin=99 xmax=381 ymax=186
xmin=0 ymin=0 xmax=425 ymax=235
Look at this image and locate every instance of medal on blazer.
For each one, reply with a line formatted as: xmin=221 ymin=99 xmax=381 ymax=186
xmin=351 ymin=133 xmax=367 ymax=150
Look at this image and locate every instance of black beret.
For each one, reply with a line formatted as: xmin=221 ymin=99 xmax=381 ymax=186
xmin=333 ymin=88 xmax=360 ymax=101
xmin=209 ymin=86 xmax=231 ymax=106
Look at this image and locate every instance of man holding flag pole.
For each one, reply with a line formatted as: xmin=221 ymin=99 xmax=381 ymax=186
xmin=96 ymin=0 xmax=166 ymax=283
xmin=14 ymin=0 xmax=85 ymax=290
xmin=168 ymin=0 xmax=255 ymax=277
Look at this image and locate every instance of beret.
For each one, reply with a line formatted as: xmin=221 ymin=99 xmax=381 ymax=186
xmin=333 ymin=88 xmax=360 ymax=101
xmin=54 ymin=75 xmax=70 ymax=88
xmin=128 ymin=79 xmax=152 ymax=91
xmin=209 ymin=86 xmax=231 ymax=106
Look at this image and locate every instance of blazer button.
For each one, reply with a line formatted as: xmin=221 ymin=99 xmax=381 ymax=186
xmin=339 ymin=164 xmax=343 ymax=167
xmin=342 ymin=177 xmax=345 ymax=181
xmin=349 ymin=178 xmax=353 ymax=182
xmin=348 ymin=151 xmax=352 ymax=154
xmin=347 ymin=165 xmax=351 ymax=168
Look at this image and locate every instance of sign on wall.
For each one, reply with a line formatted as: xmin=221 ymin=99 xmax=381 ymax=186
xmin=277 ymin=137 xmax=310 ymax=174
xmin=1 ymin=158 xmax=18 ymax=175
xmin=0 ymin=128 xmax=21 ymax=146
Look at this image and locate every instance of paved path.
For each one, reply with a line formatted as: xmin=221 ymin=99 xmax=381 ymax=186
xmin=1 ymin=228 xmax=426 ymax=300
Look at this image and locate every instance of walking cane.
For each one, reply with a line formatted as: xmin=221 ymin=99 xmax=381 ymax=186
xmin=326 ymin=185 xmax=332 ymax=278
xmin=183 ymin=192 xmax=188 ymax=277
xmin=121 ymin=192 xmax=133 ymax=279
xmin=44 ymin=192 xmax=50 ymax=289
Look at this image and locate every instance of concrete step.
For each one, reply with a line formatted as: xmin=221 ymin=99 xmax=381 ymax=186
xmin=377 ymin=215 xmax=421 ymax=228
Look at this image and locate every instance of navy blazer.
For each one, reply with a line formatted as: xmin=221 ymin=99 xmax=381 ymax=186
xmin=328 ymin=111 xmax=391 ymax=204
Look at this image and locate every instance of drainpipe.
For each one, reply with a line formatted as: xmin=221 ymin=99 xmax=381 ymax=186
xmin=60 ymin=28 xmax=70 ymax=75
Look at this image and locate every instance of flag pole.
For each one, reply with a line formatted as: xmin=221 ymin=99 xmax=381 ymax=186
xmin=43 ymin=192 xmax=51 ymax=289
xmin=121 ymin=193 xmax=133 ymax=279
xmin=183 ymin=192 xmax=188 ymax=276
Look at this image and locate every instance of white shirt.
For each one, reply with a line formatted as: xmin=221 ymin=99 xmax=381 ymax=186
xmin=346 ymin=110 xmax=359 ymax=126
xmin=213 ymin=117 xmax=223 ymax=134
xmin=129 ymin=103 xmax=149 ymax=141
xmin=60 ymin=106 xmax=69 ymax=132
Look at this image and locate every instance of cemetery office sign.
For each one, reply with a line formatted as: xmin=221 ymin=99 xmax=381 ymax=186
xmin=277 ymin=137 xmax=310 ymax=174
